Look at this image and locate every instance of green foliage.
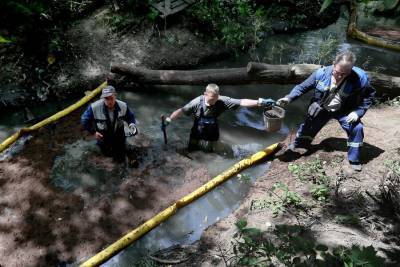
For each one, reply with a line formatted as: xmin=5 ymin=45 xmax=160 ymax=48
xmin=288 ymin=158 xmax=331 ymax=185
xmin=105 ymin=0 xmax=158 ymax=33
xmin=289 ymin=158 xmax=333 ymax=202
xmin=314 ymin=34 xmax=339 ymax=65
xmin=106 ymin=12 xmax=139 ymax=33
xmin=319 ymin=0 xmax=333 ymax=14
xmin=337 ymin=245 xmax=385 ymax=267
xmin=237 ymin=173 xmax=252 ymax=183
xmin=380 ymin=157 xmax=400 ymax=215
xmin=251 ymin=182 xmax=303 ymax=216
xmin=335 ymin=214 xmax=361 ymax=226
xmin=310 ymin=184 xmax=329 ymax=201
xmin=147 ymin=7 xmax=159 ymax=22
xmin=0 ymin=35 xmax=12 ymax=44
xmin=187 ymin=0 xmax=269 ymax=52
xmin=0 ymin=0 xmax=73 ymax=56
xmin=232 ymin=220 xmax=385 ymax=266
xmin=384 ymin=158 xmax=400 ymax=176
xmin=383 ymin=0 xmax=399 ymax=9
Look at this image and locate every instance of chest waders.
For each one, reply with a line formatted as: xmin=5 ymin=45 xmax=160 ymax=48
xmin=189 ymin=97 xmax=219 ymax=151
xmin=99 ymin=106 xmax=126 ymax=162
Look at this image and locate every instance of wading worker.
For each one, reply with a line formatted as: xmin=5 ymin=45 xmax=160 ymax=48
xmin=81 ymin=85 xmax=138 ymax=163
xmin=276 ymin=51 xmax=375 ymax=171
xmin=165 ymin=83 xmax=275 ymax=151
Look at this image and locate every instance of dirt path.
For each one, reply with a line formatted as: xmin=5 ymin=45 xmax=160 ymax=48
xmin=185 ymin=105 xmax=400 ymax=266
xmin=0 ymin=108 xmax=212 ymax=266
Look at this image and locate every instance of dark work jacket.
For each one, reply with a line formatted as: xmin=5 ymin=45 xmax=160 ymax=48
xmin=81 ymin=99 xmax=136 ymax=135
xmin=286 ymin=65 xmax=376 ymax=118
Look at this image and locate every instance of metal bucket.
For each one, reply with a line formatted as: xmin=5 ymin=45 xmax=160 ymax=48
xmin=263 ymin=106 xmax=285 ymax=132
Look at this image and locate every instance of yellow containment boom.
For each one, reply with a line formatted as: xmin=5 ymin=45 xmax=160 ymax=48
xmin=0 ymin=82 xmax=107 ymax=153
xmin=80 ymin=142 xmax=280 ymax=267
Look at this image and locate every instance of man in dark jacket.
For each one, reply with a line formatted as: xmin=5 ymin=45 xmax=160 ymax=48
xmin=276 ymin=51 xmax=375 ymax=171
xmin=81 ymin=86 xmax=138 ymax=163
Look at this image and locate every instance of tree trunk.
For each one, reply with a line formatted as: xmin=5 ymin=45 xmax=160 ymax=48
xmin=111 ymin=62 xmax=400 ymax=97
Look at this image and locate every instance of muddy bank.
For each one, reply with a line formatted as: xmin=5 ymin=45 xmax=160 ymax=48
xmin=0 ymin=2 xmax=342 ymax=110
xmin=0 ymin=107 xmax=214 ymax=266
xmin=171 ymin=105 xmax=400 ymax=266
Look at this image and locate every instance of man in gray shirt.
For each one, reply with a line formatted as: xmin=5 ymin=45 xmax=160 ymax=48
xmin=165 ymin=83 xmax=274 ymax=151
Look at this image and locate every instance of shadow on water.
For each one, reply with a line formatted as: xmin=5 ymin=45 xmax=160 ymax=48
xmin=50 ymin=140 xmax=128 ymax=198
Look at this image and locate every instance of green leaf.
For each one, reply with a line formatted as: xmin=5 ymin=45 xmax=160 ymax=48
xmin=319 ymin=0 xmax=333 ymax=14
xmin=348 ymin=245 xmax=385 ymax=266
xmin=243 ymin=227 xmax=262 ymax=237
xmin=0 ymin=35 xmax=12 ymax=44
xmin=384 ymin=0 xmax=399 ymax=9
xmin=235 ymin=218 xmax=248 ymax=230
xmin=315 ymin=244 xmax=329 ymax=251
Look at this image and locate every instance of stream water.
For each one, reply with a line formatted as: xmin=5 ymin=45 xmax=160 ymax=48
xmin=0 ymin=7 xmax=399 ymax=267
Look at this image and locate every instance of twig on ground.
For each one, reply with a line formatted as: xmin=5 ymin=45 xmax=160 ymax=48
xmin=148 ymin=255 xmax=191 ymax=264
xmin=365 ymin=190 xmax=380 ymax=204
xmin=216 ymin=242 xmax=229 ymax=267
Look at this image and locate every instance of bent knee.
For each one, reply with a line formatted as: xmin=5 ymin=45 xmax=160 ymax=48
xmin=352 ymin=122 xmax=364 ymax=132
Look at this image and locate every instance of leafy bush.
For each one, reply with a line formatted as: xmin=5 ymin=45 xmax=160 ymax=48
xmin=0 ymin=0 xmax=76 ymax=56
xmin=334 ymin=214 xmax=361 ymax=226
xmin=310 ymin=184 xmax=329 ymax=201
xmin=380 ymin=157 xmax=400 ymax=217
xmin=289 ymin=158 xmax=332 ymax=202
xmin=186 ymin=0 xmax=269 ymax=52
xmin=251 ymin=182 xmax=303 ymax=216
xmin=288 ymin=158 xmax=331 ymax=185
xmin=232 ymin=220 xmax=385 ymax=266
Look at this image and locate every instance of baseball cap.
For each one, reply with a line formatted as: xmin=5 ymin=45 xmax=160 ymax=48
xmin=100 ymin=86 xmax=116 ymax=98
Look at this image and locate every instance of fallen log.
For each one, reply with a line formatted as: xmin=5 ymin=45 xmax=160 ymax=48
xmin=111 ymin=62 xmax=400 ymax=97
xmin=347 ymin=2 xmax=400 ymax=52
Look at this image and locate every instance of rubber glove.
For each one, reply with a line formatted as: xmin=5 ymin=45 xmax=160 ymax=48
xmin=164 ymin=117 xmax=172 ymax=126
xmin=128 ymin=123 xmax=138 ymax=136
xmin=258 ymin=98 xmax=275 ymax=108
xmin=276 ymin=97 xmax=291 ymax=107
xmin=346 ymin=111 xmax=359 ymax=123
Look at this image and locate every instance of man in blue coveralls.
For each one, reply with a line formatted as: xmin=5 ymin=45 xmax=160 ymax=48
xmin=276 ymin=51 xmax=375 ymax=171
xmin=81 ymin=85 xmax=139 ymax=165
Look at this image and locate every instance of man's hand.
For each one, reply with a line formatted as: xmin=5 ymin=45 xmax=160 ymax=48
xmin=276 ymin=97 xmax=291 ymax=107
xmin=95 ymin=132 xmax=103 ymax=140
xmin=129 ymin=123 xmax=138 ymax=136
xmin=346 ymin=111 xmax=359 ymax=123
xmin=258 ymin=98 xmax=275 ymax=108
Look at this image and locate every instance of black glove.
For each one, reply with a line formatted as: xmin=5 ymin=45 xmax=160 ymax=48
xmin=258 ymin=98 xmax=275 ymax=108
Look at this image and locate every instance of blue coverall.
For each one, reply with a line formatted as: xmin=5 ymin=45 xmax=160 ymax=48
xmin=285 ymin=65 xmax=375 ymax=164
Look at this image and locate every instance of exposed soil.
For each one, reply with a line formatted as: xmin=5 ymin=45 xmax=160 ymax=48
xmin=0 ymin=107 xmax=212 ymax=266
xmin=1 ymin=104 xmax=399 ymax=266
xmin=177 ymin=105 xmax=400 ymax=266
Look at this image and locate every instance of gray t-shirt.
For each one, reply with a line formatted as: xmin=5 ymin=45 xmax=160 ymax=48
xmin=182 ymin=95 xmax=241 ymax=118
